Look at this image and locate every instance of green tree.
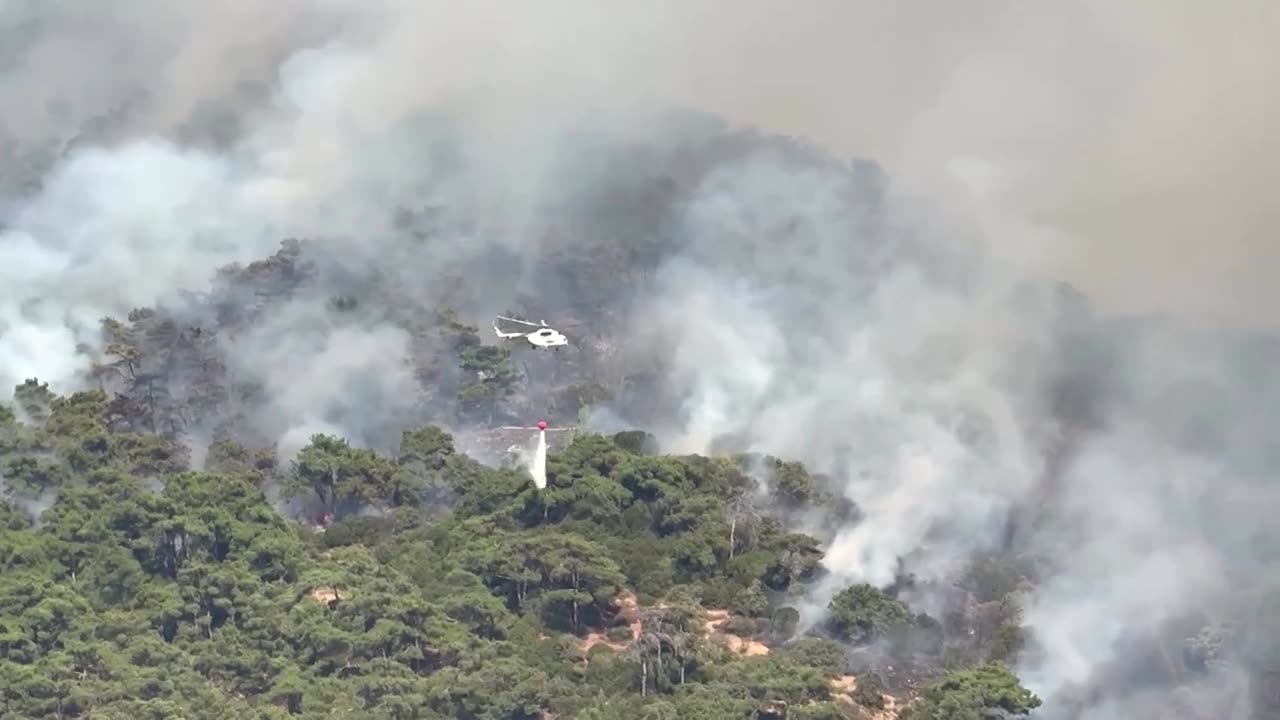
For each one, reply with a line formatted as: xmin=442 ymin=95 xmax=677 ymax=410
xmin=852 ymin=673 xmax=886 ymax=709
xmin=13 ymin=378 xmax=56 ymax=425
xmin=825 ymin=583 xmax=911 ymax=645
xmin=285 ymin=434 xmax=411 ymax=515
xmin=899 ymin=662 xmax=1042 ymax=720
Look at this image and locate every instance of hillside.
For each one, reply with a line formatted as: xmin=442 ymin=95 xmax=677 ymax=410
xmin=3 ymin=25 xmax=1279 ymax=716
xmin=3 ymin=103 xmax=1280 ymax=718
xmin=0 ymin=380 xmax=1044 ymax=719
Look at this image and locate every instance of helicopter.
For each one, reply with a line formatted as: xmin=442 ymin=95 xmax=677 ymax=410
xmin=493 ymin=315 xmax=569 ymax=350
xmin=497 ymin=419 xmax=577 ymax=489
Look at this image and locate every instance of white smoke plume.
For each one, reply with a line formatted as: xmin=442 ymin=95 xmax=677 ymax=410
xmin=0 ymin=141 xmax=284 ymax=393
xmin=1 ymin=2 xmax=1277 ymax=717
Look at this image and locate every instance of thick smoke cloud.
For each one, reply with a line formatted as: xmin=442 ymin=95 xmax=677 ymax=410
xmin=3 ymin=1 xmax=1277 ymax=323
xmin=1 ymin=2 xmax=1277 ymax=718
xmin=0 ymin=141 xmax=284 ymax=393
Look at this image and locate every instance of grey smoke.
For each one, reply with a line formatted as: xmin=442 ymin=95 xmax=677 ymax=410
xmin=1 ymin=2 xmax=1277 ymax=718
xmin=0 ymin=140 xmax=284 ymax=393
xmin=222 ymin=298 xmax=421 ymax=460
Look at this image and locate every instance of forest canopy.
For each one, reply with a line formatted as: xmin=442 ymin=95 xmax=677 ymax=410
xmin=0 ymin=370 xmax=1041 ymax=719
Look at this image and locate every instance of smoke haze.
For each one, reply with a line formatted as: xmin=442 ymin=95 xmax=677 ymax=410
xmin=2 ymin=1 xmax=1277 ymax=717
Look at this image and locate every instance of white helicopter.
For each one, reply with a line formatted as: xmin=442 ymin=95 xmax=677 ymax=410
xmin=493 ymin=315 xmax=569 ymax=350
